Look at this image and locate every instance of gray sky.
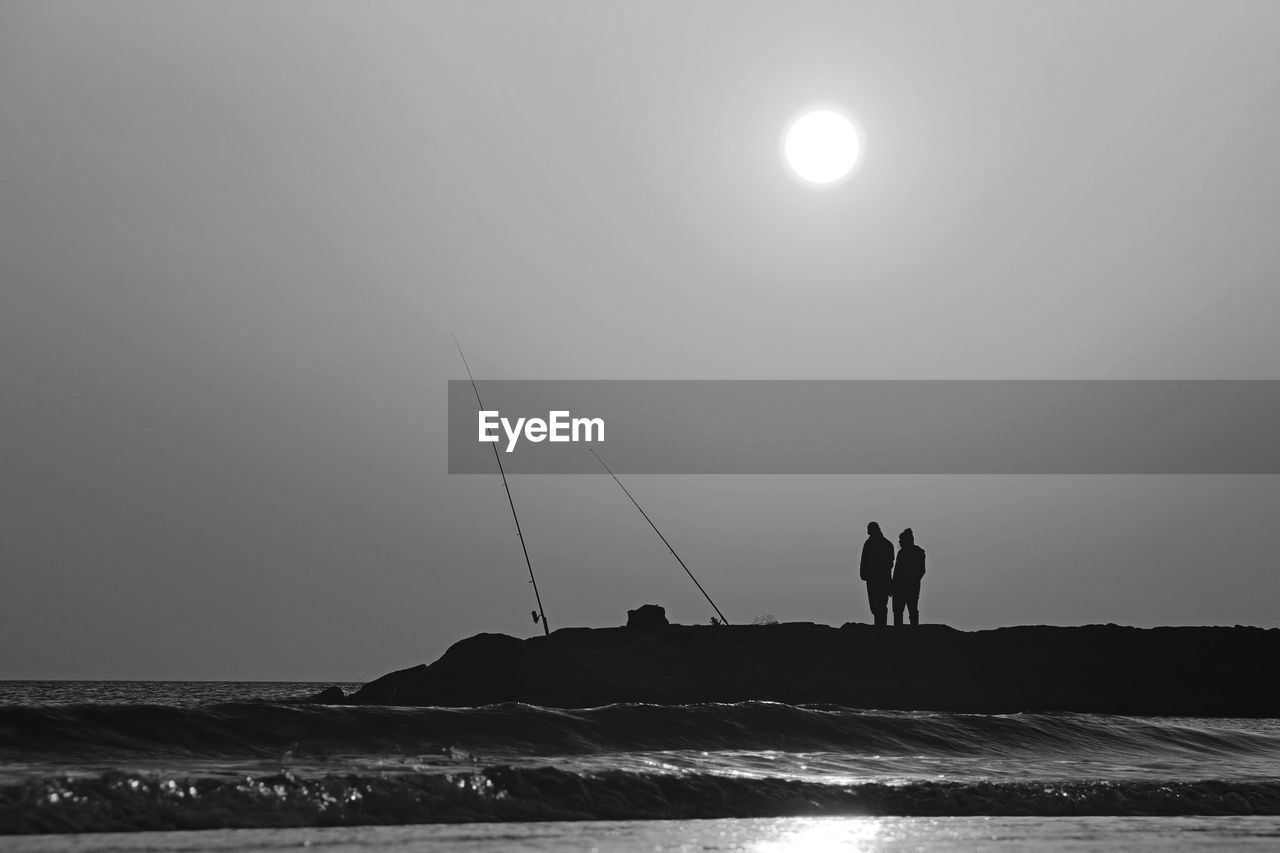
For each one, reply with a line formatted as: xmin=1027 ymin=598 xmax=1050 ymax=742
xmin=2 ymin=1 xmax=1279 ymax=679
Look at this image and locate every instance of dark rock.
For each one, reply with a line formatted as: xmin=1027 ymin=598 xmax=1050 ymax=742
xmin=626 ymin=604 xmax=669 ymax=628
xmin=309 ymin=686 xmax=347 ymax=704
xmin=347 ymin=623 xmax=1280 ymax=716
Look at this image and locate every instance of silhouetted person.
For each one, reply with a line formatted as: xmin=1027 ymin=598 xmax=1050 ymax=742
xmin=860 ymin=522 xmax=894 ymax=627
xmin=892 ymin=528 xmax=926 ymax=626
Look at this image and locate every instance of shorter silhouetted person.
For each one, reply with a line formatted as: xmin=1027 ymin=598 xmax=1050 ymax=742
xmin=860 ymin=522 xmax=894 ymax=627
xmin=892 ymin=528 xmax=926 ymax=626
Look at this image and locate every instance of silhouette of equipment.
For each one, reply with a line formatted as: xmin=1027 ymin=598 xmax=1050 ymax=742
xmin=591 ymin=449 xmax=729 ymax=626
xmin=626 ymin=604 xmax=670 ymax=628
xmin=452 ymin=334 xmax=550 ymax=637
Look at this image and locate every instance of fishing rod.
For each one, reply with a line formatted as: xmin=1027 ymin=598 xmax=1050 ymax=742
xmin=452 ymin=335 xmax=550 ymax=637
xmin=589 ymin=448 xmax=729 ymax=626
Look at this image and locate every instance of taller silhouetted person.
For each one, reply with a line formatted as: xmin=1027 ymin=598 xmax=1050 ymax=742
xmin=859 ymin=522 xmax=895 ymax=627
xmin=892 ymin=528 xmax=926 ymax=626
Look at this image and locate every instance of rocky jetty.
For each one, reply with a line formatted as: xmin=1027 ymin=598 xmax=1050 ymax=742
xmin=348 ymin=623 xmax=1280 ymax=716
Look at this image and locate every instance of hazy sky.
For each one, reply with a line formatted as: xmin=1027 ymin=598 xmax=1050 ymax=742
xmin=3 ymin=1 xmax=1279 ymax=679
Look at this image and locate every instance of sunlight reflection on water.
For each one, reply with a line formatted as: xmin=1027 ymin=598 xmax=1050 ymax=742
xmin=8 ymin=816 xmax=1280 ymax=852
xmin=753 ymin=817 xmax=887 ymax=852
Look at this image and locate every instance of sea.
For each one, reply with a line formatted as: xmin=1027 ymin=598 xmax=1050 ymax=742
xmin=1 ymin=682 xmax=1278 ymax=851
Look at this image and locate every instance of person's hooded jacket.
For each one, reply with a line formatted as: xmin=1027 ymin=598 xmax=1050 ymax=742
xmin=892 ymin=543 xmax=926 ymax=596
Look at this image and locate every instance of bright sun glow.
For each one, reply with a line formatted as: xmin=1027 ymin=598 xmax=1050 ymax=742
xmin=783 ymin=109 xmax=861 ymax=185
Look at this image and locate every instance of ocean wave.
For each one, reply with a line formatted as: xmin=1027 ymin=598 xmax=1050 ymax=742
xmin=1 ymin=701 xmax=1277 ymax=763
xmin=3 ymin=767 xmax=1279 ymax=834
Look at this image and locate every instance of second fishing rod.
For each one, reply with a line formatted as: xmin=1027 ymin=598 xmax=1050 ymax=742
xmin=451 ymin=337 xmax=729 ymax=630
xmin=589 ymin=448 xmax=730 ymax=626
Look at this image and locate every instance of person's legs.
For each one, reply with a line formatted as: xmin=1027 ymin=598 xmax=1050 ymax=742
xmin=907 ymin=595 xmax=919 ymax=625
xmin=867 ymin=583 xmax=888 ymax=626
xmin=892 ymin=597 xmax=905 ymax=626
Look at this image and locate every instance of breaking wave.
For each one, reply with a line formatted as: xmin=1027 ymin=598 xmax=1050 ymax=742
xmin=3 ymin=767 xmax=1279 ymax=834
xmin=2 ymin=701 xmax=1278 ymax=762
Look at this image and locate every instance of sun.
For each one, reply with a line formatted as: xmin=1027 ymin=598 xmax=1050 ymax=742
xmin=783 ymin=108 xmax=861 ymax=186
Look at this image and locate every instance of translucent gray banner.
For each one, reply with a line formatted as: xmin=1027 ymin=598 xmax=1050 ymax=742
xmin=448 ymin=380 xmax=1280 ymax=474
